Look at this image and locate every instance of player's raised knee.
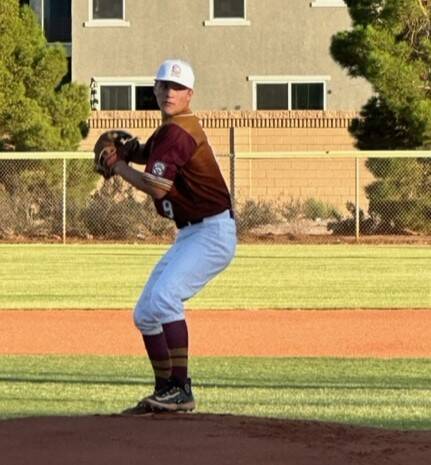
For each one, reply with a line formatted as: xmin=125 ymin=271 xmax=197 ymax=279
xmin=133 ymin=305 xmax=162 ymax=335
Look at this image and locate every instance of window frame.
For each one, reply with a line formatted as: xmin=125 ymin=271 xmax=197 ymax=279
xmin=204 ymin=0 xmax=250 ymax=26
xmin=310 ymin=0 xmax=346 ymax=7
xmin=84 ymin=0 xmax=130 ymax=28
xmin=91 ymin=77 xmax=156 ymax=111
xmin=248 ymin=75 xmax=330 ymax=111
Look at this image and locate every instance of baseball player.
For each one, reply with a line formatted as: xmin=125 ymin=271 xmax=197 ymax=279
xmin=93 ymin=59 xmax=237 ymax=413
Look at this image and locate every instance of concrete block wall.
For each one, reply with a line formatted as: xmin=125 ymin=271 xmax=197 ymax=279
xmin=232 ymin=158 xmax=374 ymax=213
xmin=83 ymin=110 xmax=373 ymax=214
xmin=233 ymin=127 xmax=357 ymax=153
xmin=83 ymin=110 xmax=358 ymax=153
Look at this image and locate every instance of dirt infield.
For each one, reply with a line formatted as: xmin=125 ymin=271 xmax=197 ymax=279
xmin=2 ymin=413 xmax=431 ymax=465
xmin=2 ymin=308 xmax=431 ymax=356
xmin=1 ymin=309 xmax=430 ymax=464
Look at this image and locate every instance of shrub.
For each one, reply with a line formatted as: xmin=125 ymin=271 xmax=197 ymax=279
xmin=279 ymin=197 xmax=303 ymax=221
xmin=139 ymin=197 xmax=175 ymax=238
xmin=0 ymin=159 xmax=98 ymax=239
xmin=327 ymin=202 xmax=381 ymax=235
xmin=302 ymin=198 xmax=340 ymax=221
xmin=82 ymin=178 xmax=146 ymax=239
xmin=236 ymin=199 xmax=280 ymax=235
xmin=0 ymin=184 xmax=16 ymax=238
xmin=365 ymin=158 xmax=431 ymax=234
xmin=0 ymin=167 xmax=60 ymax=238
xmin=279 ymin=197 xmax=340 ymax=222
xmin=82 ymin=178 xmax=175 ymax=240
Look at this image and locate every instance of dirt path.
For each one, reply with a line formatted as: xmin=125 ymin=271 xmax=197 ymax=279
xmin=1 ymin=308 xmax=430 ymax=357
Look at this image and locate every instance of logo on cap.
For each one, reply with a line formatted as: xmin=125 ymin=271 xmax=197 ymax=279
xmin=170 ymin=64 xmax=181 ymax=78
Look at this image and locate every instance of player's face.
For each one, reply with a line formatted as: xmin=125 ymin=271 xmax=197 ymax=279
xmin=154 ymin=81 xmax=193 ymax=117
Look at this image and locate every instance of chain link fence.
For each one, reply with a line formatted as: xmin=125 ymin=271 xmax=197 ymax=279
xmin=0 ymin=151 xmax=430 ymax=243
xmin=234 ymin=151 xmax=431 ymax=243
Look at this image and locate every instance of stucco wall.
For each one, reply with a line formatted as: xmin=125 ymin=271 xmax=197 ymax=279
xmin=72 ymin=0 xmax=372 ymax=111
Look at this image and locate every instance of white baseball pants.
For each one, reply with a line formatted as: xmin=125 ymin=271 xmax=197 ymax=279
xmin=133 ymin=209 xmax=237 ymax=335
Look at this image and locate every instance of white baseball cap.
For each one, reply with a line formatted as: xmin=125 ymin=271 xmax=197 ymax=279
xmin=155 ymin=59 xmax=195 ymax=89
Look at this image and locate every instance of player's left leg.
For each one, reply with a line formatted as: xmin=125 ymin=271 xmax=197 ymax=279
xmin=124 ymin=210 xmax=236 ymax=413
xmin=122 ymin=248 xmax=182 ymax=414
xmin=143 ymin=210 xmax=236 ymax=411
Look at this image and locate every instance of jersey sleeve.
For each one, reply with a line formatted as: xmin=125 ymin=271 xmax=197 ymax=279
xmin=145 ymin=124 xmax=197 ymax=184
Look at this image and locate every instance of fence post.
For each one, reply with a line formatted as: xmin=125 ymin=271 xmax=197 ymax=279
xmin=229 ymin=127 xmax=236 ymax=211
xmin=355 ymin=157 xmax=360 ymax=242
xmin=62 ymin=158 xmax=67 ymax=245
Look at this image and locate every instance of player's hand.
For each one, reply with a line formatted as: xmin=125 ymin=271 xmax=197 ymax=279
xmin=94 ymin=143 xmax=120 ymax=179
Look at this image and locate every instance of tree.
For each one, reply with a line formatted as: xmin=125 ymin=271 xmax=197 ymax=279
xmin=0 ymin=1 xmax=96 ymax=239
xmin=0 ymin=0 xmax=90 ymax=150
xmin=331 ymin=0 xmax=431 ymax=233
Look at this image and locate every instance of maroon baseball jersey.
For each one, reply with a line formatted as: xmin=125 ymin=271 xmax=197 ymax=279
xmin=141 ymin=113 xmax=232 ymax=226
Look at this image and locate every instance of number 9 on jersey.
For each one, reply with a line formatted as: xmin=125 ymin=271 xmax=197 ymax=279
xmin=162 ymin=199 xmax=175 ymax=219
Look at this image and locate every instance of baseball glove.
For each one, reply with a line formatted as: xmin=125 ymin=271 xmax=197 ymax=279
xmin=93 ymin=130 xmax=139 ymax=179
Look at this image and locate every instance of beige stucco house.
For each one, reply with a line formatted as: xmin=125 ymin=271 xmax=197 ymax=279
xmin=26 ymin=0 xmax=372 ymax=112
xmin=24 ymin=1 xmax=376 ymax=210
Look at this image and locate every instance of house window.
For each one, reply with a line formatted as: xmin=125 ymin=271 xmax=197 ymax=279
xmin=291 ymin=83 xmax=324 ymax=110
xmin=85 ymin=0 xmax=129 ymax=27
xmin=93 ymin=79 xmax=159 ymax=110
xmin=93 ymin=0 xmax=123 ymax=20
xmin=249 ymin=76 xmax=329 ymax=110
xmin=43 ymin=0 xmax=71 ymax=43
xmin=204 ymin=0 xmax=250 ymax=26
xmin=256 ymin=84 xmax=289 ymax=110
xmin=135 ymin=86 xmax=158 ymax=110
xmin=101 ymin=86 xmax=131 ymax=110
xmin=23 ymin=1 xmax=71 ymax=44
xmin=214 ymin=0 xmax=245 ymax=18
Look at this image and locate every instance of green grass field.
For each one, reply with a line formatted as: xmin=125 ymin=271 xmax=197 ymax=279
xmin=1 ymin=243 xmax=430 ymax=430
xmin=0 ymin=243 xmax=430 ymax=309
xmin=1 ymin=355 xmax=430 ymax=430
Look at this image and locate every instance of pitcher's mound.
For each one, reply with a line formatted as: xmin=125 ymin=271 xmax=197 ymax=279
xmin=1 ymin=413 xmax=431 ymax=465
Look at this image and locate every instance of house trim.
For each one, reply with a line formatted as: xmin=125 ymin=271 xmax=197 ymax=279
xmin=310 ymin=0 xmax=346 ymax=7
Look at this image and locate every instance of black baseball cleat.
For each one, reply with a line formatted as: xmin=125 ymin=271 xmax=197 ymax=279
xmin=121 ymin=396 xmax=154 ymax=415
xmin=144 ymin=378 xmax=195 ymax=412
